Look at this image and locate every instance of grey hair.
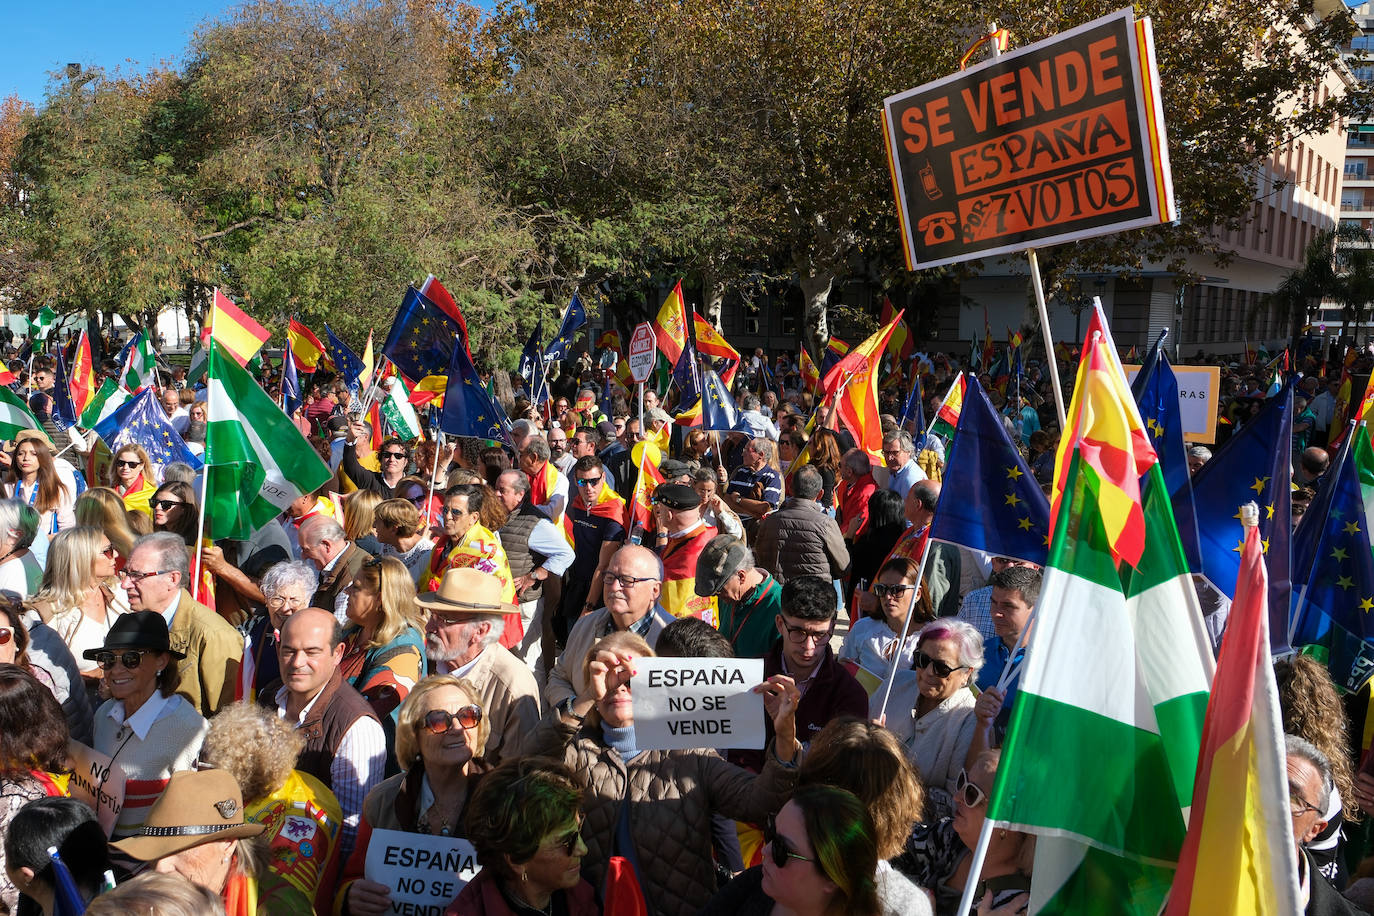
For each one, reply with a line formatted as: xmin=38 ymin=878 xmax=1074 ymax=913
xmin=260 ymin=561 xmax=320 ymax=598
xmin=917 ymin=619 xmax=986 ymax=674
xmin=1186 ymin=445 xmax=1212 ymax=461
xmin=1286 ymin=733 xmax=1335 ymax=811
xmin=793 ymin=465 xmax=824 ymax=501
xmin=511 ymin=419 xmax=534 ymax=438
xmin=882 ymin=429 xmax=915 ymax=452
xmin=497 ymin=469 xmax=530 ymax=495
xmin=161 ymin=462 xmax=196 ymax=485
xmin=299 ymin=516 xmax=346 ymax=547
xmin=0 ymin=498 xmax=38 ymax=550
xmin=466 ymin=613 xmax=506 ymax=648
xmin=132 ymin=531 xmax=190 ymax=580
xmin=523 ymin=436 xmax=551 ymax=462
xmin=842 ymin=449 xmax=871 ymax=475
xmin=741 ymin=394 xmax=762 ymax=411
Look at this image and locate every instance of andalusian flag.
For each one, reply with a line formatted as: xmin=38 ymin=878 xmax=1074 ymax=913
xmin=210 ymin=289 xmax=270 ymax=367
xmin=28 ymin=306 xmax=56 ymax=342
xmin=1165 ymin=514 xmax=1299 ymax=915
xmin=930 ymin=373 xmax=967 ymax=439
xmin=0 ymin=387 xmax=41 ymax=439
xmin=381 ymin=376 xmax=423 ymax=441
xmin=819 ymin=312 xmax=903 ymax=458
xmin=287 ymin=320 xmax=325 ymax=372
xmin=79 ymin=378 xmax=129 ymax=429
xmin=652 ymin=281 xmax=689 ymax=366
xmin=69 ymin=331 xmax=97 ymax=418
xmin=204 ymin=341 xmax=333 ymax=539
xmin=121 ymin=332 xmax=158 ymax=393
xmin=987 ymin=356 xmax=1213 ymax=914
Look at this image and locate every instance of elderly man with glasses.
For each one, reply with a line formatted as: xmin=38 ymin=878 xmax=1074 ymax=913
xmin=543 ymin=544 xmax=674 ymax=712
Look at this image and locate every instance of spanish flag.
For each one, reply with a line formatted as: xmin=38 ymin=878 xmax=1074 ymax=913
xmin=409 ymin=375 xmax=447 ymax=409
xmin=692 ymin=312 xmax=740 ymax=385
xmin=930 ymin=373 xmax=967 ymax=439
xmin=800 ymin=349 xmax=819 ymax=394
xmin=819 ymin=313 xmax=903 ymax=458
xmin=652 ymin=281 xmax=689 ymax=366
xmin=209 ymin=289 xmax=270 ymax=368
xmin=563 ymin=484 xmax=628 ymax=546
xmin=881 ymin=297 xmax=913 ymax=364
xmin=596 ymin=329 xmax=621 ymax=352
xmin=1164 ymin=515 xmax=1300 ymax=915
xmin=288 ymin=319 xmax=325 ymax=372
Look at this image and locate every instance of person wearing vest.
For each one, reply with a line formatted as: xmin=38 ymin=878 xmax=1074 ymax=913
xmin=298 ymin=515 xmax=369 ymax=625
xmin=494 ymin=470 xmax=575 ymax=670
xmin=651 ymin=484 xmax=718 ymax=626
xmin=695 ymin=534 xmax=783 ymax=659
xmin=258 ymin=607 xmax=385 ymax=864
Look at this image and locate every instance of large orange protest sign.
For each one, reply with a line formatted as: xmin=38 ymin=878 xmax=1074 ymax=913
xmin=882 ymin=8 xmax=1175 ymax=270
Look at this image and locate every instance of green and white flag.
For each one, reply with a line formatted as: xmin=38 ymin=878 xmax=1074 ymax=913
xmin=380 ymin=376 xmax=423 ymax=441
xmin=0 ymin=386 xmax=41 ymax=439
xmin=986 ymin=457 xmax=1215 ymax=915
xmin=27 ymin=306 xmax=56 ymax=342
xmin=204 ymin=341 xmax=332 ymax=540
xmin=122 ymin=333 xmax=158 ymax=392
xmin=78 ymin=378 xmax=130 ymax=429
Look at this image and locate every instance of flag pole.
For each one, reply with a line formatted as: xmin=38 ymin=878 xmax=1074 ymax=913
xmin=428 ymin=428 xmax=445 ymax=507
xmin=191 ymin=310 xmax=213 ymax=598
xmin=1026 ymin=248 xmax=1067 ymax=429
xmin=874 ymin=534 xmax=933 ymax=722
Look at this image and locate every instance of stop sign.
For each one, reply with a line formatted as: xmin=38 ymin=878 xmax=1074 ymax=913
xmin=628 ymin=322 xmax=657 ymax=384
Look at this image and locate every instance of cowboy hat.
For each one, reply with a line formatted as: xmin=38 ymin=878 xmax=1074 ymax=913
xmin=111 ymin=769 xmax=265 ymax=861
xmin=415 ymin=568 xmax=518 ymax=615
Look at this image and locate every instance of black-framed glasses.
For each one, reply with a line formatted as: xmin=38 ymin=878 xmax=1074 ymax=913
xmin=422 ymin=705 xmax=482 ymax=734
xmin=955 ymin=769 xmax=987 ymax=808
xmin=872 ymin=583 xmax=916 ymax=599
xmin=764 ymin=815 xmax=815 ymax=868
xmin=119 ymin=568 xmax=173 ymax=582
xmin=380 ymin=451 xmax=408 ymax=460
xmin=1290 ymin=792 xmax=1323 ymax=817
xmin=915 ymin=651 xmax=968 ymax=679
xmin=778 ymin=618 xmax=833 ymax=646
xmin=575 ymin=476 xmax=603 ymax=487
xmin=94 ymin=649 xmax=152 ymax=671
xmin=115 ymin=459 xmax=142 ymax=469
xmin=152 ymin=499 xmax=183 ymax=511
xmin=602 ymin=572 xmax=659 ymax=588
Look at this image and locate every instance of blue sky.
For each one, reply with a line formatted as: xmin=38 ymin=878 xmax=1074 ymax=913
xmin=3 ymin=1 xmax=231 ymax=106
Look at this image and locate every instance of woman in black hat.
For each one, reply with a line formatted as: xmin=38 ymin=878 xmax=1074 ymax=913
xmin=85 ymin=610 xmax=208 ymax=840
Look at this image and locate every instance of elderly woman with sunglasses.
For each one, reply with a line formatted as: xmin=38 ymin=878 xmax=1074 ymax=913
xmin=875 ymin=619 xmax=984 ymax=822
xmin=338 ymin=674 xmax=492 ymax=916
xmin=86 ymin=610 xmax=209 ymax=839
xmin=839 ymin=557 xmax=934 ymax=677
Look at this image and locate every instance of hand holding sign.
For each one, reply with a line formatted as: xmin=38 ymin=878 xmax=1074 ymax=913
xmin=344 ymin=878 xmax=392 ymax=916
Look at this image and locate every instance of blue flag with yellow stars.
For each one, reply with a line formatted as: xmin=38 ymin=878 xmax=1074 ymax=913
xmin=699 ymin=369 xmax=740 ymax=432
xmin=383 ymin=287 xmax=463 ymax=383
xmin=543 ymin=293 xmax=587 ymax=363
xmin=50 ymin=343 xmax=79 ymax=430
xmin=1131 ymin=337 xmax=1201 ymax=570
xmin=672 ymin=334 xmax=703 ymax=408
xmin=282 ymin=340 xmax=303 ymax=417
xmin=518 ymin=323 xmax=546 ymax=404
xmin=439 ymin=339 xmax=511 ymax=444
xmin=93 ymin=388 xmax=203 ymax=478
xmin=898 ymin=373 xmax=924 ymax=433
xmin=928 ymin=376 xmax=1049 ymax=564
xmin=324 ymin=324 xmax=365 ymax=394
xmin=1191 ymin=382 xmax=1292 ymax=652
xmin=1291 ymin=424 xmax=1374 ymax=692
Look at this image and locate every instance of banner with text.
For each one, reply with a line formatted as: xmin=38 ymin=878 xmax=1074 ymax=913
xmin=67 ymin=740 xmax=126 ymax=837
xmin=365 ymin=828 xmax=479 ymax=915
xmin=631 ymin=657 xmax=765 ymax=751
xmin=1125 ymin=364 xmax=1220 ymax=443
xmin=882 ymin=7 xmax=1175 ymax=270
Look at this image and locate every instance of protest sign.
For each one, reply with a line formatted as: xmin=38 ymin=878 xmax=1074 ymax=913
xmin=365 ymin=828 xmax=478 ymax=915
xmin=631 ymin=657 xmax=765 ymax=751
xmin=1124 ymin=364 xmax=1220 ymax=443
xmin=882 ymin=7 xmax=1175 ymax=270
xmin=67 ymin=740 xmax=125 ymax=836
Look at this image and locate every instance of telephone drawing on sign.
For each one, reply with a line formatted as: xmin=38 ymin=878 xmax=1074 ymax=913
xmin=917 ymin=212 xmax=956 ymax=246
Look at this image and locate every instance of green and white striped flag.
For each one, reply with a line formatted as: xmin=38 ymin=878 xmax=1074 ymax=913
xmin=380 ymin=376 xmax=423 ymax=441
xmin=0 ymin=386 xmax=41 ymax=439
xmin=27 ymin=306 xmax=56 ymax=342
xmin=122 ymin=333 xmax=158 ymax=392
xmin=78 ymin=378 xmax=130 ymax=429
xmin=986 ymin=456 xmax=1215 ymax=914
xmin=204 ymin=341 xmax=332 ymax=540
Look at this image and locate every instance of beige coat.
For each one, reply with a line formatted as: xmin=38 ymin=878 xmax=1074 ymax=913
xmin=464 ymin=643 xmax=541 ymax=764
xmin=167 ymin=590 xmax=243 ymax=716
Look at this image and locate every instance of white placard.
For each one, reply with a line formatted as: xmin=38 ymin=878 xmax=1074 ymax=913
xmin=631 ymin=657 xmax=765 ymax=751
xmin=1124 ymin=364 xmax=1220 ymax=444
xmin=67 ymin=740 xmax=126 ymax=837
xmin=365 ymin=828 xmax=479 ymax=914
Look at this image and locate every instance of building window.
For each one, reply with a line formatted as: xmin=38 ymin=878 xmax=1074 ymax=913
xmin=782 ymin=315 xmax=796 ymax=334
xmin=744 ymin=317 xmax=761 ymax=335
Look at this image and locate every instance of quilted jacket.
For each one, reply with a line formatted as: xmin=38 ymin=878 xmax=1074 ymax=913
xmin=527 ymin=710 xmax=798 ymax=916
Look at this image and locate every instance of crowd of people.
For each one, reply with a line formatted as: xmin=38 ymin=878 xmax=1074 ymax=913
xmin=0 ymin=334 xmax=1369 ymax=916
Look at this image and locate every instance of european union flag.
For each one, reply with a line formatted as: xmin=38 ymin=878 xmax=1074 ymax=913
xmin=383 ymin=287 xmax=463 ymax=384
xmin=672 ymin=336 xmax=703 ymax=407
xmin=700 ymin=369 xmax=739 ymax=432
xmin=324 ymin=324 xmax=365 ymax=394
xmin=1291 ymin=424 xmax=1374 ymax=691
xmin=94 ymin=388 xmax=202 ymax=477
xmin=928 ymin=376 xmax=1049 ymax=564
xmin=899 ymin=374 xmax=924 ymax=433
xmin=543 ymin=293 xmax=587 ymax=363
xmin=1191 ymin=383 xmax=1292 ymax=651
xmin=282 ymin=340 xmax=302 ymax=416
xmin=439 ymin=339 xmax=511 ymax=444
xmin=1131 ymin=336 xmax=1201 ymax=570
xmin=51 ymin=344 xmax=78 ymax=430
xmin=518 ymin=324 xmax=546 ymax=404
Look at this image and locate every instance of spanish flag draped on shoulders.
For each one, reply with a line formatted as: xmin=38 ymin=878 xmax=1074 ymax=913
xmin=653 ymin=484 xmax=719 ymax=625
xmin=526 ymin=457 xmax=566 ymax=522
xmin=561 ymin=477 xmax=629 ymax=545
xmin=422 ymin=523 xmax=523 ymax=650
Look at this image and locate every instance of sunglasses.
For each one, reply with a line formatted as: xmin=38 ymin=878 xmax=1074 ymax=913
xmin=575 ymin=477 xmax=603 ymax=487
xmin=119 ymin=568 xmax=172 ymax=582
xmin=873 ymin=583 xmax=916 ymax=599
xmin=381 ymin=451 xmax=408 ymax=460
xmin=422 ymin=705 xmax=482 ymax=734
xmin=94 ymin=649 xmax=152 ymax=670
xmin=552 ymin=821 xmax=584 ymax=855
xmin=101 ymin=544 xmax=118 ymax=559
xmin=115 ymin=459 xmax=142 ymax=469
xmin=0 ymin=626 xmax=10 ymax=646
xmin=764 ymin=815 xmax=816 ymax=869
xmin=152 ymin=499 xmax=183 ymax=511
xmin=914 ymin=651 xmax=968 ymax=679
xmin=955 ymin=769 xmax=988 ymax=808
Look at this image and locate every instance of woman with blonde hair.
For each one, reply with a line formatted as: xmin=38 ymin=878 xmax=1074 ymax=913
xmin=107 ymin=443 xmax=159 ymax=516
xmin=341 ymin=556 xmax=427 ymax=723
xmin=341 ymin=488 xmax=385 ymax=556
xmin=29 ymin=525 xmax=126 ymax=701
xmin=5 ymin=432 xmax=75 ymax=537
xmin=75 ymin=487 xmax=142 ymax=564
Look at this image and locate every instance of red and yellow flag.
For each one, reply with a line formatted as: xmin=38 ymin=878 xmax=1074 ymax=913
xmin=933 ymin=374 xmax=967 ymax=433
xmin=287 ymin=320 xmax=325 ymax=372
xmin=881 ymin=297 xmax=913 ymax=364
xmin=69 ymin=330 xmax=97 ymax=417
xmin=820 ymin=312 xmax=903 ymax=458
xmin=800 ymin=350 xmax=820 ymax=394
xmin=563 ymin=481 xmax=629 ymax=546
xmin=408 ymin=374 xmax=447 ymax=409
xmin=652 ymin=281 xmax=689 ymax=366
xmin=596 ymin=329 xmax=621 ymax=352
xmin=692 ymin=312 xmax=740 ymax=385
xmin=629 ymin=442 xmax=665 ymax=535
xmin=210 ymin=289 xmax=270 ymax=368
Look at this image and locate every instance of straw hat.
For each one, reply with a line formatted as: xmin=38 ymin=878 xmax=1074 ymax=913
xmin=415 ymin=568 xmax=518 ymax=615
xmin=111 ymin=769 xmax=265 ymax=861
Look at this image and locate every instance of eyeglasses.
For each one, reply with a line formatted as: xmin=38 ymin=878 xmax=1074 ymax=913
xmin=442 ymin=506 xmax=471 ymax=518
xmin=778 ymin=618 xmax=833 ymax=646
xmin=100 ymin=544 xmax=118 ymax=559
xmin=119 ymin=568 xmax=173 ymax=582
xmin=872 ymin=583 xmax=916 ymax=599
xmin=915 ymin=651 xmax=968 ymax=679
xmin=603 ymin=572 xmax=659 ymax=588
xmin=422 ymin=705 xmax=482 ymax=734
xmin=1290 ymin=792 xmax=1323 ymax=817
xmin=93 ymin=649 xmax=152 ymax=671
xmin=550 ymin=818 xmax=585 ymax=855
xmin=575 ymin=477 xmax=603 ymax=487
xmin=265 ymin=595 xmax=308 ymax=610
xmin=764 ymin=815 xmax=816 ymax=868
xmin=380 ymin=451 xmax=407 ymax=460
xmin=955 ymin=769 xmax=988 ymax=808
xmin=115 ymin=459 xmax=141 ymax=469
xmin=151 ymin=499 xmax=183 ymax=511
xmin=0 ymin=627 xmax=10 ymax=646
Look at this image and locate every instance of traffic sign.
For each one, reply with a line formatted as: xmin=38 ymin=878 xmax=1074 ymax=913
xmin=628 ymin=322 xmax=657 ymax=384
